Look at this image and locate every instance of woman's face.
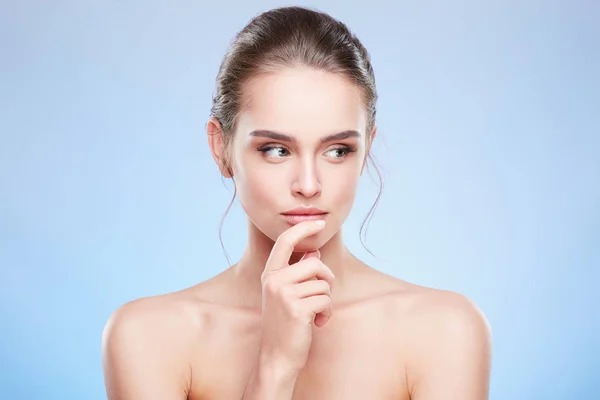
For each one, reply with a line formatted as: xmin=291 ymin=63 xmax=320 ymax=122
xmin=229 ymin=67 xmax=373 ymax=252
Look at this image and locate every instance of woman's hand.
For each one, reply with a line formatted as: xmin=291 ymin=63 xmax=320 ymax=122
xmin=258 ymin=220 xmax=336 ymax=373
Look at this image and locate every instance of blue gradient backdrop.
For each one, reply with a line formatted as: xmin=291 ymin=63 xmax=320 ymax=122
xmin=1 ymin=1 xmax=598 ymax=399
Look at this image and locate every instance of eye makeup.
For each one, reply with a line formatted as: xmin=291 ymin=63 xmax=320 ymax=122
xmin=255 ymin=143 xmax=357 ymax=160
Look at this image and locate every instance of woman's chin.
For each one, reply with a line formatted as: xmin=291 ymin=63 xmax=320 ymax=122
xmin=259 ymin=222 xmax=335 ymax=252
xmin=291 ymin=233 xmax=334 ymax=254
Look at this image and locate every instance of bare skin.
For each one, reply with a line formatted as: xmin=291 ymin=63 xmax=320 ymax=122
xmin=102 ymin=229 xmax=491 ymax=399
xmin=102 ymin=67 xmax=492 ymax=399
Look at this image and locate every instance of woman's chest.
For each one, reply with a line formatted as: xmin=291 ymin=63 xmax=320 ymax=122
xmin=190 ymin=312 xmax=409 ymax=400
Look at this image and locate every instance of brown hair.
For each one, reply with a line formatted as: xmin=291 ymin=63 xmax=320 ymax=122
xmin=209 ymin=6 xmax=383 ymax=262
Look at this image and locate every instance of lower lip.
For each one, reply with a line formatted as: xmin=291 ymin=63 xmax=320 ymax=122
xmin=282 ymin=213 xmax=328 ymax=225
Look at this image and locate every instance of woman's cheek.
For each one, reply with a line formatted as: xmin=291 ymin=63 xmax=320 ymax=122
xmin=244 ymin=168 xmax=285 ymax=208
xmin=333 ymin=171 xmax=359 ymax=205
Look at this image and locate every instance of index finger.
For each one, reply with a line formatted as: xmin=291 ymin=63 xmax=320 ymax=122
xmin=264 ymin=220 xmax=326 ymax=273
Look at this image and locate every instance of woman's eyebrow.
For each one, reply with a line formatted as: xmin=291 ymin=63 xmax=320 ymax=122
xmin=249 ymin=130 xmax=296 ymax=142
xmin=320 ymin=130 xmax=360 ymax=143
xmin=248 ymin=129 xmax=361 ymax=143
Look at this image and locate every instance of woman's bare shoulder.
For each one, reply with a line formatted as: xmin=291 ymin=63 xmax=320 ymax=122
xmin=101 ymin=288 xmax=220 ymax=398
xmin=102 ymin=277 xmax=251 ymax=354
xmin=371 ymin=272 xmax=491 ymax=338
xmin=357 ymin=266 xmax=489 ymax=325
xmin=380 ymin=277 xmax=492 ymax=396
xmin=356 ymin=267 xmax=491 ymax=356
xmin=386 ymin=278 xmax=484 ymax=315
xmin=102 ymin=290 xmax=214 ymax=361
xmin=104 ymin=290 xmax=206 ymax=336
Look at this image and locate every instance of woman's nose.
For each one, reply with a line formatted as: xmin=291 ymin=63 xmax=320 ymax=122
xmin=291 ymin=157 xmax=321 ymax=198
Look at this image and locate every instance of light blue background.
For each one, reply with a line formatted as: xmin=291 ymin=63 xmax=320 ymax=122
xmin=1 ymin=1 xmax=598 ymax=399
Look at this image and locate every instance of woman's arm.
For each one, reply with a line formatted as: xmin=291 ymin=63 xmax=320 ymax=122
xmin=241 ymin=354 xmax=300 ymax=400
xmin=407 ymin=292 xmax=493 ymax=400
xmin=102 ymin=299 xmax=192 ymax=400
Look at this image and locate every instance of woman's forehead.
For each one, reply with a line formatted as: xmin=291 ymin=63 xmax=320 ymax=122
xmin=237 ymin=67 xmax=367 ymax=138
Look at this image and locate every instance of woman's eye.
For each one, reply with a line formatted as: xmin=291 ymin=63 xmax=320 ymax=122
xmin=325 ymin=147 xmax=351 ymax=159
xmin=259 ymin=146 xmax=290 ymax=158
xmin=258 ymin=145 xmax=354 ymax=160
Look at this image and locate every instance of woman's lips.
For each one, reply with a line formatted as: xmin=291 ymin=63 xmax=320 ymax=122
xmin=281 ymin=213 xmax=328 ymax=225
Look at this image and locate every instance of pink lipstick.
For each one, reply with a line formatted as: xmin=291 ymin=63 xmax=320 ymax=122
xmin=281 ymin=207 xmax=328 ymax=225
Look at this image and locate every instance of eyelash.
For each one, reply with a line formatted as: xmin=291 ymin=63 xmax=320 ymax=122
xmin=257 ymin=144 xmax=357 ymax=160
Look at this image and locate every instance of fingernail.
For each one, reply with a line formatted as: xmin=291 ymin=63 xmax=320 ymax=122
xmin=315 ymin=220 xmax=325 ymax=226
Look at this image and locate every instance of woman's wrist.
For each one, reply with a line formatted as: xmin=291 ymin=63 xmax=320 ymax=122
xmin=242 ymin=354 xmax=300 ymax=399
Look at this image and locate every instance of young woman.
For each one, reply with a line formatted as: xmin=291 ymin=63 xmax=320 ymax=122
xmin=102 ymin=6 xmax=492 ymax=400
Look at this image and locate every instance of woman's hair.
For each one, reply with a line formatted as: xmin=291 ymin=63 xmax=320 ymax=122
xmin=209 ymin=6 xmax=383 ymax=262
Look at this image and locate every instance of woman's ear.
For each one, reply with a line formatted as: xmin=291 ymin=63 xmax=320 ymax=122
xmin=361 ymin=125 xmax=377 ymax=175
xmin=207 ymin=117 xmax=233 ymax=178
xmin=369 ymin=125 xmax=377 ymax=148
